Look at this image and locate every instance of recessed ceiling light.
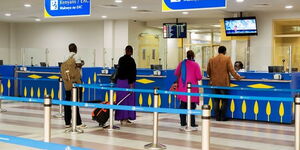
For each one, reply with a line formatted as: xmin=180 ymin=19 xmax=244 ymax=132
xmin=131 ymin=6 xmax=138 ymax=9
xmin=101 ymin=15 xmax=107 ymax=19
xmin=35 ymin=18 xmax=41 ymax=22
xmin=24 ymin=4 xmax=32 ymax=7
xmin=4 ymin=13 xmax=11 ymax=17
xmin=285 ymin=5 xmax=293 ymax=9
xmin=236 ymin=0 xmax=244 ymax=3
xmin=115 ymin=0 xmax=122 ymax=3
xmin=182 ymin=12 xmax=189 ymax=15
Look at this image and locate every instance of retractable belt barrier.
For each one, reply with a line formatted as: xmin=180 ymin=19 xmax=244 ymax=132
xmin=0 ymin=95 xmax=202 ymax=115
xmin=0 ymin=76 xmax=58 ymax=82
xmin=191 ymin=84 xmax=300 ymax=92
xmin=0 ymin=134 xmax=91 ymax=150
xmin=75 ymin=84 xmax=294 ymax=102
xmin=1 ymin=82 xmax=298 ymax=150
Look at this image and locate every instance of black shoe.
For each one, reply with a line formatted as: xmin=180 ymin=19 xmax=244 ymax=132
xmin=221 ymin=118 xmax=229 ymax=121
xmin=216 ymin=117 xmax=221 ymax=121
xmin=191 ymin=124 xmax=198 ymax=127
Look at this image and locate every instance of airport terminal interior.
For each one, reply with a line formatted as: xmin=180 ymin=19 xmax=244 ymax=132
xmin=1 ymin=0 xmax=300 ymax=150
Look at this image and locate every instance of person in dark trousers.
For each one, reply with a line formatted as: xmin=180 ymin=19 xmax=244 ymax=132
xmin=115 ymin=45 xmax=137 ymax=125
xmin=62 ymin=43 xmax=86 ymax=128
xmin=207 ymin=46 xmax=242 ymax=121
xmin=174 ymin=50 xmax=202 ymax=130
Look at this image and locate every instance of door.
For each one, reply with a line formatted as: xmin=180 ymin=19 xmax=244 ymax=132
xmin=138 ymin=34 xmax=159 ymax=68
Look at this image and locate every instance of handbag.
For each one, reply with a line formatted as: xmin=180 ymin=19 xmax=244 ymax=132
xmin=110 ymin=67 xmax=118 ymax=83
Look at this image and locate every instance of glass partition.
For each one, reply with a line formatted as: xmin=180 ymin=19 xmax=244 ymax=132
xmin=21 ymin=48 xmax=96 ymax=67
xmin=0 ymin=48 xmax=10 ymax=65
xmin=21 ymin=48 xmax=47 ymax=66
xmin=273 ymin=45 xmax=299 ymax=72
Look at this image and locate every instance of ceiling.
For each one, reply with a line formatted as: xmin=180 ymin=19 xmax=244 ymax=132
xmin=0 ymin=0 xmax=299 ymax=23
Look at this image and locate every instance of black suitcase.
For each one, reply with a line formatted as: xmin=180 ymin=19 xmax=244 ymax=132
xmin=91 ymin=92 xmax=132 ymax=127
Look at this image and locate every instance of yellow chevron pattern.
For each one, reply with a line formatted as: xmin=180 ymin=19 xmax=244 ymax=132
xmin=28 ymin=74 xmax=42 ymax=79
xmin=248 ymin=83 xmax=274 ymax=89
xmin=47 ymin=75 xmax=59 ymax=79
xmin=136 ymin=78 xmax=155 ymax=84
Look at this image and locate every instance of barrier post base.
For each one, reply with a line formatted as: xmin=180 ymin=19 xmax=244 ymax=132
xmin=64 ymin=128 xmax=84 ymax=134
xmin=53 ymin=113 xmax=64 ymax=118
xmin=144 ymin=143 xmax=166 ymax=150
xmin=104 ymin=125 xmax=120 ymax=131
xmin=0 ymin=108 xmax=7 ymax=112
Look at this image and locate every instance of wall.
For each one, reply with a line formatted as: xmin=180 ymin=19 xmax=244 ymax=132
xmin=128 ymin=20 xmax=167 ymax=68
xmin=250 ymin=12 xmax=300 ymax=71
xmin=0 ymin=22 xmax=10 ymax=64
xmin=14 ymin=21 xmax=104 ymax=66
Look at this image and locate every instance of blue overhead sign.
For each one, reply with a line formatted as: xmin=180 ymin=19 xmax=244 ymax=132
xmin=162 ymin=0 xmax=226 ymax=12
xmin=44 ymin=0 xmax=91 ymax=18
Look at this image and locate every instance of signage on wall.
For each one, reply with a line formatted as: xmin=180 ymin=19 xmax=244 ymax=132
xmin=44 ymin=0 xmax=91 ymax=18
xmin=162 ymin=0 xmax=226 ymax=12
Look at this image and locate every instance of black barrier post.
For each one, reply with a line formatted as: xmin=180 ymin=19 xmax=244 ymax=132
xmin=54 ymin=77 xmax=63 ymax=118
xmin=202 ymin=105 xmax=211 ymax=150
xmin=295 ymin=95 xmax=300 ymax=150
xmin=145 ymin=88 xmax=166 ymax=150
xmin=0 ymin=76 xmax=7 ymax=112
xmin=44 ymin=95 xmax=52 ymax=142
xmin=65 ymin=86 xmax=83 ymax=133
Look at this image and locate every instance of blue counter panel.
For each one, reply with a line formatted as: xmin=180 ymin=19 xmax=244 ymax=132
xmin=0 ymin=65 xmax=16 ymax=96
xmin=203 ymin=79 xmax=294 ymax=123
xmin=96 ymin=68 xmax=179 ymax=108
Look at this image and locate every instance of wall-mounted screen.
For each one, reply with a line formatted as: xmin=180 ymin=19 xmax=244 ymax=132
xmin=163 ymin=23 xmax=187 ymax=38
xmin=224 ymin=17 xmax=258 ymax=36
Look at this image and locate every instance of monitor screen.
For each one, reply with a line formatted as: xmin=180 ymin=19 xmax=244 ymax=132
xmin=163 ymin=23 xmax=187 ymax=38
xmin=224 ymin=17 xmax=258 ymax=36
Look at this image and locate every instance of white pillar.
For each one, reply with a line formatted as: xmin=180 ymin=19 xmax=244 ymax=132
xmin=104 ymin=20 xmax=115 ymax=68
xmin=9 ymin=23 xmax=17 ymax=65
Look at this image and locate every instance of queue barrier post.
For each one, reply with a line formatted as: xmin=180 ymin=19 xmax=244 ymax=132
xmin=185 ymin=82 xmax=192 ymax=132
xmin=54 ymin=77 xmax=63 ymax=118
xmin=44 ymin=95 xmax=52 ymax=142
xmin=0 ymin=77 xmax=7 ymax=112
xmin=295 ymin=95 xmax=300 ymax=150
xmin=107 ymin=86 xmax=120 ymax=130
xmin=65 ymin=86 xmax=83 ymax=133
xmin=201 ymin=105 xmax=211 ymax=150
xmin=144 ymin=88 xmax=166 ymax=150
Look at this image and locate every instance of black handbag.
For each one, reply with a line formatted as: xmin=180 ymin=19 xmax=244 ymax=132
xmin=110 ymin=67 xmax=118 ymax=83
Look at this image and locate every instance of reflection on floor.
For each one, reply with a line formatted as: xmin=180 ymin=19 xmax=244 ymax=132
xmin=0 ymin=102 xmax=295 ymax=150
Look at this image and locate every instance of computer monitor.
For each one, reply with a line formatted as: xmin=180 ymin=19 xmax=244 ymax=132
xmin=40 ymin=62 xmax=47 ymax=67
xmin=268 ymin=66 xmax=284 ymax=73
xmin=58 ymin=62 xmax=63 ymax=67
xmin=0 ymin=60 xmax=3 ymax=65
xmin=114 ymin=64 xmax=119 ymax=69
xmin=150 ymin=65 xmax=162 ymax=70
xmin=292 ymin=68 xmax=298 ymax=72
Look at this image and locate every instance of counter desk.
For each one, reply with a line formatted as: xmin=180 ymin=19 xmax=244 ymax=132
xmin=202 ymin=72 xmax=295 ymax=123
xmin=0 ymin=66 xmax=178 ymax=108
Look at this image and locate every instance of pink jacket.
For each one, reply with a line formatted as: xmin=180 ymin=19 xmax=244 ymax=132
xmin=175 ymin=60 xmax=202 ymax=103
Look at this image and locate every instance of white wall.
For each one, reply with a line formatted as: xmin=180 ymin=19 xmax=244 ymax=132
xmin=250 ymin=12 xmax=300 ymax=71
xmin=0 ymin=22 xmax=10 ymax=64
xmin=14 ymin=21 xmax=104 ymax=66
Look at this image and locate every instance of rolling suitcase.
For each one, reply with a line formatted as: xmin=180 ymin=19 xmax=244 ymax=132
xmin=91 ymin=92 xmax=132 ymax=127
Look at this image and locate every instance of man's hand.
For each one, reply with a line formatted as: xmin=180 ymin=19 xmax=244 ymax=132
xmin=129 ymin=83 xmax=134 ymax=89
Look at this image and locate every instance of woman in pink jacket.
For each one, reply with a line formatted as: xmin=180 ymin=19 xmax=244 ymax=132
xmin=174 ymin=50 xmax=202 ymax=129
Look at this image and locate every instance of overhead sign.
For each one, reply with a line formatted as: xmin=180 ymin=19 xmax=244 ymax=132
xmin=162 ymin=0 xmax=226 ymax=12
xmin=44 ymin=0 xmax=91 ymax=18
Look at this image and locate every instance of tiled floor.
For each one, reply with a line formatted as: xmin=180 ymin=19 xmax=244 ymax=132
xmin=0 ymin=101 xmax=295 ymax=150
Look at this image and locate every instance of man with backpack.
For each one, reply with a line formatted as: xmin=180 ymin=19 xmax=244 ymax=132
xmin=61 ymin=43 xmax=86 ymax=128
